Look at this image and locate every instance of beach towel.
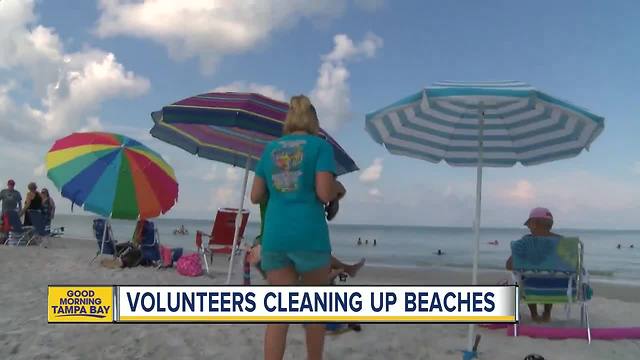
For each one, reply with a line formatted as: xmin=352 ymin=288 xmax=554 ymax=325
xmin=176 ymin=253 xmax=203 ymax=277
xmin=511 ymin=236 xmax=579 ymax=273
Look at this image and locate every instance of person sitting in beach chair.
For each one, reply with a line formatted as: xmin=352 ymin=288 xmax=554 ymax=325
xmin=506 ymin=207 xmax=562 ymax=322
xmin=133 ymin=219 xmax=161 ymax=266
xmin=507 ymin=208 xmax=593 ymax=341
xmin=195 ymin=208 xmax=250 ymax=274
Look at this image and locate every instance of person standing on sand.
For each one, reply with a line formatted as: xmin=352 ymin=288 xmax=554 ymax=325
xmin=21 ymin=182 xmax=42 ymax=226
xmin=40 ymin=188 xmax=56 ymax=227
xmin=251 ymin=95 xmax=340 ymax=360
xmin=1 ymin=179 xmax=22 ymax=233
xmin=505 ymin=207 xmax=561 ymax=323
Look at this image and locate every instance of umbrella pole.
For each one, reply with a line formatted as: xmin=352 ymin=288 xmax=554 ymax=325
xmin=467 ymin=107 xmax=485 ymax=352
xmin=225 ymin=157 xmax=251 ymax=285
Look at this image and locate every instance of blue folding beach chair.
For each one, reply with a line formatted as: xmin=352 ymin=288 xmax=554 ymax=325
xmin=28 ymin=210 xmax=50 ymax=246
xmin=4 ymin=210 xmax=36 ymax=246
xmin=510 ymin=236 xmax=592 ymax=343
xmin=138 ymin=220 xmax=160 ymax=265
xmin=92 ymin=218 xmax=117 ymax=263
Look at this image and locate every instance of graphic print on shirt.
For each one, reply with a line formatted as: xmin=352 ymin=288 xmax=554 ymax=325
xmin=271 ymin=140 xmax=305 ymax=193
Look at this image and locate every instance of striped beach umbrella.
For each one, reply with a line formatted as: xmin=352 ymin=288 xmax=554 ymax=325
xmin=46 ymin=132 xmax=178 ymax=220
xmin=365 ymin=81 xmax=604 ymax=351
xmin=150 ymin=91 xmax=359 ymax=284
xmin=150 ymin=92 xmax=358 ymax=176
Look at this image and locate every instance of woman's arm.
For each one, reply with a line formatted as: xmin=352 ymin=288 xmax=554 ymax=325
xmin=21 ymin=193 xmax=33 ymax=216
xmin=316 ymin=172 xmax=337 ymax=203
xmin=250 ymin=176 xmax=268 ymax=204
xmin=505 ymin=256 xmax=513 ymax=270
xmin=50 ymin=198 xmax=56 ymax=219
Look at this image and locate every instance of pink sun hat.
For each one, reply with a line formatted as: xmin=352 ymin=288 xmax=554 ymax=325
xmin=524 ymin=207 xmax=553 ymax=225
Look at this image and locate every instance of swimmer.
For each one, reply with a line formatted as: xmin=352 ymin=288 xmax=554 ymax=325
xmin=373 ymin=239 xmax=377 ymax=246
xmin=357 ymin=237 xmax=362 ymax=246
xmin=617 ymin=244 xmax=621 ymax=249
xmin=434 ymin=249 xmax=445 ymax=256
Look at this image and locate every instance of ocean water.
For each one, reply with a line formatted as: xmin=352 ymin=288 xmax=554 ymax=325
xmin=53 ymin=214 xmax=640 ymax=285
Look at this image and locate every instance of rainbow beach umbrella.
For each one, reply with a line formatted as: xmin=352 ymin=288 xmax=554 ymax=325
xmin=45 ymin=132 xmax=178 ymax=220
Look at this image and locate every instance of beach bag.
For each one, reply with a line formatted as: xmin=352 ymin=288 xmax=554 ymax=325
xmin=176 ymin=253 xmax=203 ymax=277
xmin=172 ymin=248 xmax=183 ymax=262
xmin=119 ymin=244 xmax=143 ymax=268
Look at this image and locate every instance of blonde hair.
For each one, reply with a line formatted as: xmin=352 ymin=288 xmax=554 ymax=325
xmin=283 ymin=95 xmax=320 ymax=135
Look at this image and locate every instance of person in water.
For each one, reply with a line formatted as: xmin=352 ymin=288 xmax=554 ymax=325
xmin=435 ymin=249 xmax=444 ymax=256
xmin=617 ymin=244 xmax=621 ymax=249
xmin=506 ymin=207 xmax=561 ymax=323
xmin=357 ymin=237 xmax=362 ymax=246
xmin=373 ymin=239 xmax=377 ymax=246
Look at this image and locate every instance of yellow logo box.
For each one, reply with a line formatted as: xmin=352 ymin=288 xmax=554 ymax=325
xmin=48 ymin=286 xmax=114 ymax=323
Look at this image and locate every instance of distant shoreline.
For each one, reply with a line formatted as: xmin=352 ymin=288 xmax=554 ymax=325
xmin=53 ymin=213 xmax=640 ymax=233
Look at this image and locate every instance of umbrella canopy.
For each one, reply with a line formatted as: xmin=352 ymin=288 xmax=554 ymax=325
xmin=150 ymin=92 xmax=359 ymax=176
xmin=365 ymin=81 xmax=604 ymax=352
xmin=46 ymin=132 xmax=178 ymax=220
xmin=366 ymin=81 xmax=604 ymax=167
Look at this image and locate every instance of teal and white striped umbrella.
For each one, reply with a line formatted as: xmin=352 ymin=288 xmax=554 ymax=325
xmin=365 ymin=81 xmax=604 ymax=167
xmin=365 ymin=81 xmax=604 ymax=352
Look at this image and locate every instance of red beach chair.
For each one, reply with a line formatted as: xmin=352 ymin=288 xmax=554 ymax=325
xmin=196 ymin=208 xmax=249 ymax=273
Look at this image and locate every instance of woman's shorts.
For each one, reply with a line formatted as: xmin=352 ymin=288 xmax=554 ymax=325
xmin=261 ymin=251 xmax=331 ymax=274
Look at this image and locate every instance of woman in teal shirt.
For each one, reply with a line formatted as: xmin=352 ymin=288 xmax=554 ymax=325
xmin=251 ymin=95 xmax=339 ymax=360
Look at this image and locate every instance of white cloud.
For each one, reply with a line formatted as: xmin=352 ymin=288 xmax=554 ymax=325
xmin=95 ymin=0 xmax=348 ymax=74
xmin=201 ymin=165 xmax=219 ymax=182
xmin=359 ymin=158 xmax=383 ymax=183
xmin=212 ymin=187 xmax=235 ymax=209
xmin=226 ymin=167 xmax=243 ymax=182
xmin=310 ymin=33 xmax=383 ymax=131
xmin=0 ymin=0 xmax=149 ymax=143
xmin=368 ymin=187 xmax=381 ymax=198
xmin=212 ymin=81 xmax=287 ymax=102
xmin=500 ymin=180 xmax=535 ymax=203
xmin=33 ymin=163 xmax=46 ymax=177
xmin=354 ymin=0 xmax=385 ymax=12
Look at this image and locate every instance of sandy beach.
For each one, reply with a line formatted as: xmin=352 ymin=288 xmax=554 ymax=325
xmin=1 ymin=237 xmax=639 ymax=360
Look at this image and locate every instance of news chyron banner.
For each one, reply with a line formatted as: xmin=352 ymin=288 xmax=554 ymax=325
xmin=48 ymin=285 xmax=518 ymax=323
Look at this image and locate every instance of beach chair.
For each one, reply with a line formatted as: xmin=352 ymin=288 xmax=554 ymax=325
xmin=510 ymin=236 xmax=592 ymax=343
xmin=4 ymin=210 xmax=36 ymax=246
xmin=91 ymin=218 xmax=117 ymax=263
xmin=135 ymin=219 xmax=161 ymax=266
xmin=26 ymin=210 xmax=50 ymax=246
xmin=195 ymin=208 xmax=250 ymax=273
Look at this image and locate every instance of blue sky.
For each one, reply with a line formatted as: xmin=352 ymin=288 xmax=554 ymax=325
xmin=1 ymin=0 xmax=639 ymax=229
